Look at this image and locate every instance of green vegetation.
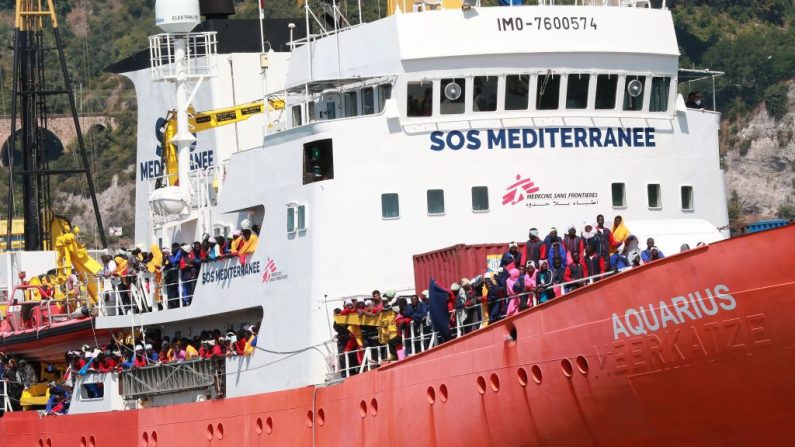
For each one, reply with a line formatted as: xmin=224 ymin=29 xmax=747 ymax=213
xmin=0 ymin=0 xmax=791 ymax=239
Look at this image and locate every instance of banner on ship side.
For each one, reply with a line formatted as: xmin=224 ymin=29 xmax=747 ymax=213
xmin=429 ymin=127 xmax=656 ymax=151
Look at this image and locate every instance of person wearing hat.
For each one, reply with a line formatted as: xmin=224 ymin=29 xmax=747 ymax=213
xmin=145 ymin=344 xmax=159 ymax=363
xmin=524 ymin=228 xmax=545 ymax=268
xmin=609 ymin=243 xmax=631 ymax=272
xmin=180 ymin=243 xmax=202 ymax=305
xmin=133 ymin=345 xmax=148 ymax=368
xmin=382 ymin=289 xmax=397 ymax=307
xmin=500 ymin=242 xmax=522 ymax=271
xmin=535 ymin=260 xmax=555 ymax=304
xmin=45 ymin=381 xmax=70 ymax=415
xmin=163 ymin=243 xmax=183 ymax=309
xmin=641 ymin=237 xmax=665 ymax=263
xmin=611 ymin=215 xmax=630 ymax=254
xmin=230 ymin=230 xmax=244 ymax=256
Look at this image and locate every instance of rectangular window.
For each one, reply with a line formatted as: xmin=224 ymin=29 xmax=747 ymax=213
xmin=440 ymin=78 xmax=466 ymax=114
xmin=473 ymin=76 xmax=498 ymax=112
xmin=649 ymin=76 xmax=671 ymax=112
xmin=287 ymin=207 xmax=296 ymax=233
xmin=297 ymin=205 xmax=306 ymax=230
xmin=505 ymin=75 xmax=529 ymax=110
xmin=362 ymin=87 xmax=375 ymax=115
xmin=291 ymin=105 xmax=302 ymax=126
xmin=623 ymin=75 xmax=646 ymax=111
xmin=681 ymin=186 xmax=693 ymax=211
xmin=302 ymin=139 xmax=334 ymax=184
xmin=536 ymin=73 xmax=560 ymax=110
xmin=611 ymin=182 xmax=626 ymax=208
xmin=595 ymin=74 xmax=618 ymax=110
xmin=308 ymin=101 xmax=316 ymax=122
xmin=471 ymin=186 xmax=489 ymax=212
xmin=427 ymin=189 xmax=445 ymax=215
xmin=565 ymin=74 xmax=590 ymax=109
xmin=378 ymin=84 xmax=392 ymax=111
xmin=407 ymin=82 xmax=432 ymax=117
xmin=648 ymin=184 xmax=662 ymax=209
xmin=343 ymin=91 xmax=358 ymax=117
xmin=381 ymin=193 xmax=400 ymax=219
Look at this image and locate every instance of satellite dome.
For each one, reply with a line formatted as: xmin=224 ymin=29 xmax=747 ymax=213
xmin=155 ymin=0 xmax=201 ymax=33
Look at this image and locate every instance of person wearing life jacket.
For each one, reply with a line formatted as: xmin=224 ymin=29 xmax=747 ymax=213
xmin=564 ymin=252 xmax=587 ymax=292
xmin=611 ymin=215 xmax=630 ymax=253
xmin=237 ymin=219 xmax=259 ymax=264
xmin=562 ymin=225 xmax=584 ymax=263
xmin=595 ymin=214 xmax=615 ymax=259
xmin=132 ymin=345 xmax=148 ymax=368
xmin=581 ymin=223 xmax=599 ymax=254
xmin=583 ymin=244 xmax=605 ymax=279
xmin=523 ymin=228 xmax=545 ymax=268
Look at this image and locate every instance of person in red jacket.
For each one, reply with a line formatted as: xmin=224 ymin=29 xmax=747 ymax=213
xmin=583 ymin=245 xmax=606 ymax=280
xmin=564 ymin=252 xmax=588 ymax=292
xmin=132 ymin=346 xmax=148 ymax=368
xmin=562 ymin=225 xmax=584 ymax=263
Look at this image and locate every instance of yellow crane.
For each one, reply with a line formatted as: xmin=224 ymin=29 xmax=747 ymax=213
xmin=160 ymin=98 xmax=285 ymax=186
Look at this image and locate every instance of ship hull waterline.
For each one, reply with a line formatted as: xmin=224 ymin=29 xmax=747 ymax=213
xmin=2 ymin=226 xmax=793 ymax=447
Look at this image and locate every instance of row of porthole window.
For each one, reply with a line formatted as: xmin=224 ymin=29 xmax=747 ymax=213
xmin=612 ymin=182 xmax=694 ymax=211
xmin=381 ymin=186 xmax=489 ymax=219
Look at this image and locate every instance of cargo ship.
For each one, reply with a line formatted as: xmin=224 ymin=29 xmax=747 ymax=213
xmin=3 ymin=0 xmax=794 ymax=446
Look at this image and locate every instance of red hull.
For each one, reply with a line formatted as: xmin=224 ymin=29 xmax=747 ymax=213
xmin=3 ymin=226 xmax=794 ymax=447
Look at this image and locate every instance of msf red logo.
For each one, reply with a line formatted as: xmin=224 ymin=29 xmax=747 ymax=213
xmin=262 ymin=258 xmax=278 ymax=283
xmin=503 ymin=174 xmax=539 ymax=205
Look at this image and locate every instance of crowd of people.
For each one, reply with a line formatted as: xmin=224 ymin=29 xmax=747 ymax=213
xmin=0 ymin=324 xmax=259 ymax=415
xmin=99 ymin=220 xmax=259 ymax=313
xmin=333 ymin=213 xmax=699 ymax=374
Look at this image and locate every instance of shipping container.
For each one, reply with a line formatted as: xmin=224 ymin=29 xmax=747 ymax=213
xmin=412 ymin=242 xmax=522 ymax=294
xmin=744 ymin=219 xmax=789 ymax=234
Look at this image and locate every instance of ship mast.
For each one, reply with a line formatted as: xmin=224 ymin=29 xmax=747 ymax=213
xmin=5 ymin=0 xmax=107 ymax=250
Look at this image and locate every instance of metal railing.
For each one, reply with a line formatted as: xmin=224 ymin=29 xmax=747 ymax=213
xmin=96 ymin=272 xmax=195 ymax=317
xmin=119 ymin=357 xmax=222 ymax=399
xmin=328 ymin=269 xmax=619 ymax=377
xmin=1 ymin=379 xmax=12 ymax=413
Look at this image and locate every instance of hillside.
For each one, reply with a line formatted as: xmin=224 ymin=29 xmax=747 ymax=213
xmin=0 ymin=0 xmax=792 ymax=247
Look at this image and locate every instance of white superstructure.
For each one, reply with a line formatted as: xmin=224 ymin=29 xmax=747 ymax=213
xmin=110 ymin=1 xmax=727 ymax=403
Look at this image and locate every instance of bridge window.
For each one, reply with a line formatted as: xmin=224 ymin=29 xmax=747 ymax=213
xmin=595 ymin=74 xmax=618 ymax=110
xmin=623 ymin=75 xmax=646 ymax=111
xmin=611 ymin=182 xmax=626 ymax=208
xmin=381 ymin=193 xmax=400 ymax=219
xmin=647 ymin=183 xmax=662 ymax=209
xmin=427 ymin=189 xmax=445 ymax=215
xmin=378 ymin=84 xmax=392 ymax=111
xmin=471 ymin=186 xmax=489 ymax=212
xmin=473 ymin=76 xmax=498 ymax=112
xmin=649 ymin=76 xmax=671 ymax=112
xmin=344 ymin=91 xmax=359 ymax=117
xmin=505 ymin=75 xmax=530 ymax=110
xmin=362 ymin=87 xmax=375 ymax=115
xmin=288 ymin=204 xmax=307 ymax=233
xmin=291 ymin=105 xmax=302 ymax=127
xmin=536 ymin=73 xmax=560 ymax=110
xmin=566 ymin=74 xmax=590 ymax=109
xmin=440 ymin=78 xmax=466 ymax=114
xmin=407 ymin=82 xmax=432 ymax=117
xmin=681 ymin=185 xmax=694 ymax=211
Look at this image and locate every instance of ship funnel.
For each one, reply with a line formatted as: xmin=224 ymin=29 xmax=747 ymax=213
xmin=155 ymin=0 xmax=201 ymax=33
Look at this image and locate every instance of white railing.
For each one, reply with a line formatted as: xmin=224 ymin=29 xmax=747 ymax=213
xmin=327 ymin=268 xmax=620 ymax=377
xmin=1 ymin=379 xmax=12 ymax=413
xmin=148 ymin=32 xmax=218 ymax=81
xmin=96 ymin=272 xmax=194 ymax=317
